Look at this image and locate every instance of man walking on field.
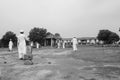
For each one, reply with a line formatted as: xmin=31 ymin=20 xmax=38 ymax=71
xmin=17 ymin=30 xmax=27 ymax=60
xmin=72 ymin=37 xmax=78 ymax=51
xmin=8 ymin=39 xmax=13 ymax=51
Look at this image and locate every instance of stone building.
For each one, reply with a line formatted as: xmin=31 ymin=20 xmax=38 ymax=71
xmin=45 ymin=34 xmax=62 ymax=47
xmin=62 ymin=37 xmax=98 ymax=45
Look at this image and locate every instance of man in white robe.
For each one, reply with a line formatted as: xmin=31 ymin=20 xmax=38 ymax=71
xmin=8 ymin=39 xmax=13 ymax=51
xmin=57 ymin=40 xmax=61 ymax=48
xmin=72 ymin=37 xmax=78 ymax=51
xmin=17 ymin=30 xmax=27 ymax=60
xmin=62 ymin=41 xmax=65 ymax=49
xmin=30 ymin=41 xmax=33 ymax=47
xmin=36 ymin=42 xmax=39 ymax=48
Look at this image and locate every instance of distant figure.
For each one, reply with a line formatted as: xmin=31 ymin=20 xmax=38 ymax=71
xmin=72 ymin=37 xmax=78 ymax=51
xmin=30 ymin=41 xmax=33 ymax=48
xmin=8 ymin=39 xmax=13 ymax=51
xmin=36 ymin=42 xmax=39 ymax=48
xmin=62 ymin=41 xmax=65 ymax=49
xmin=57 ymin=40 xmax=61 ymax=48
xmin=17 ymin=30 xmax=27 ymax=60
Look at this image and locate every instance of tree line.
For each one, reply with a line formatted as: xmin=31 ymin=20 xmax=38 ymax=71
xmin=0 ymin=27 xmax=61 ymax=47
xmin=0 ymin=27 xmax=119 ymax=48
xmin=97 ymin=29 xmax=119 ymax=44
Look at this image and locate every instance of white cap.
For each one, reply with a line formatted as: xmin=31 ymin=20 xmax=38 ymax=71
xmin=20 ymin=30 xmax=24 ymax=32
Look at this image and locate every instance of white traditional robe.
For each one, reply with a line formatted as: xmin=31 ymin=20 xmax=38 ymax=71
xmin=30 ymin=42 xmax=33 ymax=47
xmin=17 ymin=34 xmax=27 ymax=59
xmin=9 ymin=40 xmax=13 ymax=51
xmin=72 ymin=38 xmax=78 ymax=51
xmin=63 ymin=41 xmax=65 ymax=49
xmin=57 ymin=41 xmax=61 ymax=48
xmin=36 ymin=42 xmax=39 ymax=48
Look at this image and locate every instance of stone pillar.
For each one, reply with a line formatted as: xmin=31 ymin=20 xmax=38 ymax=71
xmin=44 ymin=39 xmax=46 ymax=46
xmin=51 ymin=38 xmax=53 ymax=47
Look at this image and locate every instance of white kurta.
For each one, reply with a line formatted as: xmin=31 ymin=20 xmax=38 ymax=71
xmin=62 ymin=41 xmax=65 ymax=49
xmin=9 ymin=41 xmax=13 ymax=51
xmin=72 ymin=38 xmax=78 ymax=51
xmin=58 ymin=42 xmax=60 ymax=48
xmin=36 ymin=42 xmax=39 ymax=48
xmin=17 ymin=34 xmax=26 ymax=59
xmin=31 ymin=42 xmax=33 ymax=47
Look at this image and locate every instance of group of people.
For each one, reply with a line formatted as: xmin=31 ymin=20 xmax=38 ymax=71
xmin=8 ymin=30 xmax=78 ymax=60
xmin=57 ymin=37 xmax=78 ymax=51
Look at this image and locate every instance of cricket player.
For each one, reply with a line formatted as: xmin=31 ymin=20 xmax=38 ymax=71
xmin=62 ymin=41 xmax=65 ymax=49
xmin=8 ymin=39 xmax=13 ymax=51
xmin=17 ymin=30 xmax=27 ymax=60
xmin=72 ymin=37 xmax=78 ymax=51
xmin=57 ymin=40 xmax=61 ymax=48
xmin=36 ymin=42 xmax=39 ymax=48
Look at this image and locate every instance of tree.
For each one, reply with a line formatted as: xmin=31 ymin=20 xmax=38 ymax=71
xmin=28 ymin=27 xmax=47 ymax=46
xmin=0 ymin=39 xmax=3 ymax=48
xmin=97 ymin=29 xmax=119 ymax=44
xmin=54 ymin=33 xmax=62 ymax=39
xmin=46 ymin=32 xmax=53 ymax=36
xmin=1 ymin=31 xmax=17 ymax=47
xmin=108 ymin=32 xmax=119 ymax=44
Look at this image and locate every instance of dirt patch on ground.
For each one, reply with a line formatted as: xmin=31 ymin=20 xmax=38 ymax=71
xmin=0 ymin=47 xmax=120 ymax=80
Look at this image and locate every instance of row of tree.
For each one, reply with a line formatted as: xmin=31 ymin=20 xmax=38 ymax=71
xmin=0 ymin=28 xmax=119 ymax=47
xmin=0 ymin=27 xmax=61 ymax=47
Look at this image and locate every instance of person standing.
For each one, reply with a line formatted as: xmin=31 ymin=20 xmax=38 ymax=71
xmin=72 ymin=37 xmax=78 ymax=51
xmin=8 ymin=39 xmax=13 ymax=51
xmin=36 ymin=42 xmax=39 ymax=49
xmin=62 ymin=41 xmax=65 ymax=49
xmin=57 ymin=40 xmax=61 ymax=48
xmin=30 ymin=41 xmax=33 ymax=48
xmin=17 ymin=30 xmax=27 ymax=60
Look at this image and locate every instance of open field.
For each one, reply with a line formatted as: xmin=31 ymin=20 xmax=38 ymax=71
xmin=0 ymin=46 xmax=120 ymax=80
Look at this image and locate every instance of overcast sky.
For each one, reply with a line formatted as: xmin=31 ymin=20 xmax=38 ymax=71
xmin=0 ymin=0 xmax=120 ymax=38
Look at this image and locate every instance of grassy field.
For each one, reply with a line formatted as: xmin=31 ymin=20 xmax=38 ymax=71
xmin=0 ymin=46 xmax=120 ymax=80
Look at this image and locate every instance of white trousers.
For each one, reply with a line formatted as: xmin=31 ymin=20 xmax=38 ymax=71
xmin=63 ymin=45 xmax=65 ymax=48
xmin=18 ymin=43 xmax=26 ymax=59
xmin=9 ymin=46 xmax=12 ymax=51
xmin=73 ymin=44 xmax=77 ymax=51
